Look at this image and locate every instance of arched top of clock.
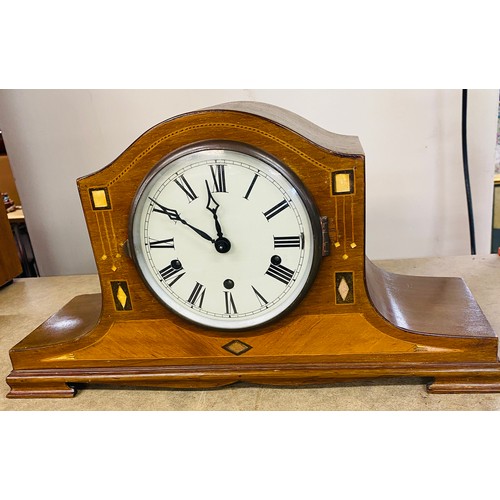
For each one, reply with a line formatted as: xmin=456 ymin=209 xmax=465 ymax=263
xmin=204 ymin=101 xmax=364 ymax=157
xmin=78 ymin=101 xmax=364 ymax=186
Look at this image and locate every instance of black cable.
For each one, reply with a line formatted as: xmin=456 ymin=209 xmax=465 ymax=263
xmin=461 ymin=89 xmax=476 ymax=255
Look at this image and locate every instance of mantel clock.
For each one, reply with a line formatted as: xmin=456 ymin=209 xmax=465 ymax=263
xmin=7 ymin=101 xmax=500 ymax=398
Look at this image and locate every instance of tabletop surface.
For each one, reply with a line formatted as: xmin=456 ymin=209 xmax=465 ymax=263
xmin=1 ymin=254 xmax=500 ymax=411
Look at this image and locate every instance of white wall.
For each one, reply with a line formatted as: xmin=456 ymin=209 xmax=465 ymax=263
xmin=0 ymin=89 xmax=497 ymax=276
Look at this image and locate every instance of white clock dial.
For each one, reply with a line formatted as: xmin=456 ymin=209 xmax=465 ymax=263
xmin=129 ymin=141 xmax=321 ymax=330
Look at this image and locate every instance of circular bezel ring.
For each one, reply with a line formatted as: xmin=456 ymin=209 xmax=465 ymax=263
xmin=128 ymin=140 xmax=323 ymax=331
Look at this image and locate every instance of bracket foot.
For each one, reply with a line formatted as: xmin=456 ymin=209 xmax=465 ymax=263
xmin=6 ymin=373 xmax=76 ymax=398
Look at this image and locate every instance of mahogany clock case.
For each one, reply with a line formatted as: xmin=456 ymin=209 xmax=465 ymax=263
xmin=6 ymin=101 xmax=500 ymax=398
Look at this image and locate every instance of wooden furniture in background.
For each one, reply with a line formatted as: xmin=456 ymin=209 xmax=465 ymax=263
xmin=0 ymin=204 xmax=22 ymax=287
xmin=1 ymin=150 xmax=38 ymax=277
xmin=6 ymin=102 xmax=500 ymax=398
xmin=0 ymin=156 xmax=21 ymax=207
xmin=7 ymin=208 xmax=39 ymax=277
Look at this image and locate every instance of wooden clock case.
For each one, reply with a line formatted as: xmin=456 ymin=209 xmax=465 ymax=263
xmin=6 ymin=101 xmax=500 ymax=398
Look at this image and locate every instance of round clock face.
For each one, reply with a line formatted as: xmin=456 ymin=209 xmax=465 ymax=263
xmin=129 ymin=141 xmax=321 ymax=330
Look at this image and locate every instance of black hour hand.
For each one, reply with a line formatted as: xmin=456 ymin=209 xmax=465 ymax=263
xmin=205 ymin=181 xmax=223 ymax=239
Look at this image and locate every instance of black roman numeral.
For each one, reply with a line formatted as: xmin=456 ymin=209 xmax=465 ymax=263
xmin=224 ymin=291 xmax=237 ymax=314
xmin=188 ymin=282 xmax=206 ymax=308
xmin=251 ymin=286 xmax=268 ymax=306
xmin=210 ymin=164 xmax=227 ymax=193
xmin=265 ymin=263 xmax=295 ymax=285
xmin=263 ymin=199 xmax=289 ymax=220
xmin=159 ymin=264 xmax=185 ymax=286
xmin=273 ymin=235 xmax=303 ymax=248
xmin=174 ymin=174 xmax=198 ymax=202
xmin=149 ymin=238 xmax=175 ymax=249
xmin=243 ymin=173 xmax=258 ymax=200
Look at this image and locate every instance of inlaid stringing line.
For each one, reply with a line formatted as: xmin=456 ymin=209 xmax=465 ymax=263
xmin=107 ymin=211 xmax=120 ymax=258
xmin=95 ymin=211 xmax=116 ymax=269
xmin=334 ymin=197 xmax=340 ymax=248
xmin=342 ymin=196 xmax=348 ymax=259
xmin=350 ymin=197 xmax=356 ymax=248
xmin=94 ymin=212 xmax=107 ymax=260
xmin=106 ymin=122 xmax=342 ymax=186
xmin=103 ymin=213 xmax=117 ymax=269
xmin=102 ymin=212 xmax=111 ymax=259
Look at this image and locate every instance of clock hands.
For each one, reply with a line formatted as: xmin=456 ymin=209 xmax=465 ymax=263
xmin=205 ymin=181 xmax=231 ymax=254
xmin=149 ymin=197 xmax=215 ymax=244
xmin=149 ymin=195 xmax=231 ymax=253
xmin=149 ymin=180 xmax=233 ymax=255
xmin=205 ymin=180 xmax=223 ymax=239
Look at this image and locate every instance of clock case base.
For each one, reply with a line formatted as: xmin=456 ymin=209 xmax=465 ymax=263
xmin=7 ymin=262 xmax=500 ymax=398
xmin=8 ymin=360 xmax=500 ymax=399
xmin=6 ymin=101 xmax=500 ymax=398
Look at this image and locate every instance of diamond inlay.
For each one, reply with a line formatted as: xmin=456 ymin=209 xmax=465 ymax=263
xmin=116 ymin=286 xmax=128 ymax=308
xmin=110 ymin=281 xmax=132 ymax=311
xmin=335 ymin=272 xmax=354 ymax=304
xmin=222 ymin=340 xmax=252 ymax=356
xmin=338 ymin=278 xmax=350 ymax=301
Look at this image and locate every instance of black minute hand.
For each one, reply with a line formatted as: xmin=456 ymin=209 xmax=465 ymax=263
xmin=149 ymin=197 xmax=215 ymax=243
